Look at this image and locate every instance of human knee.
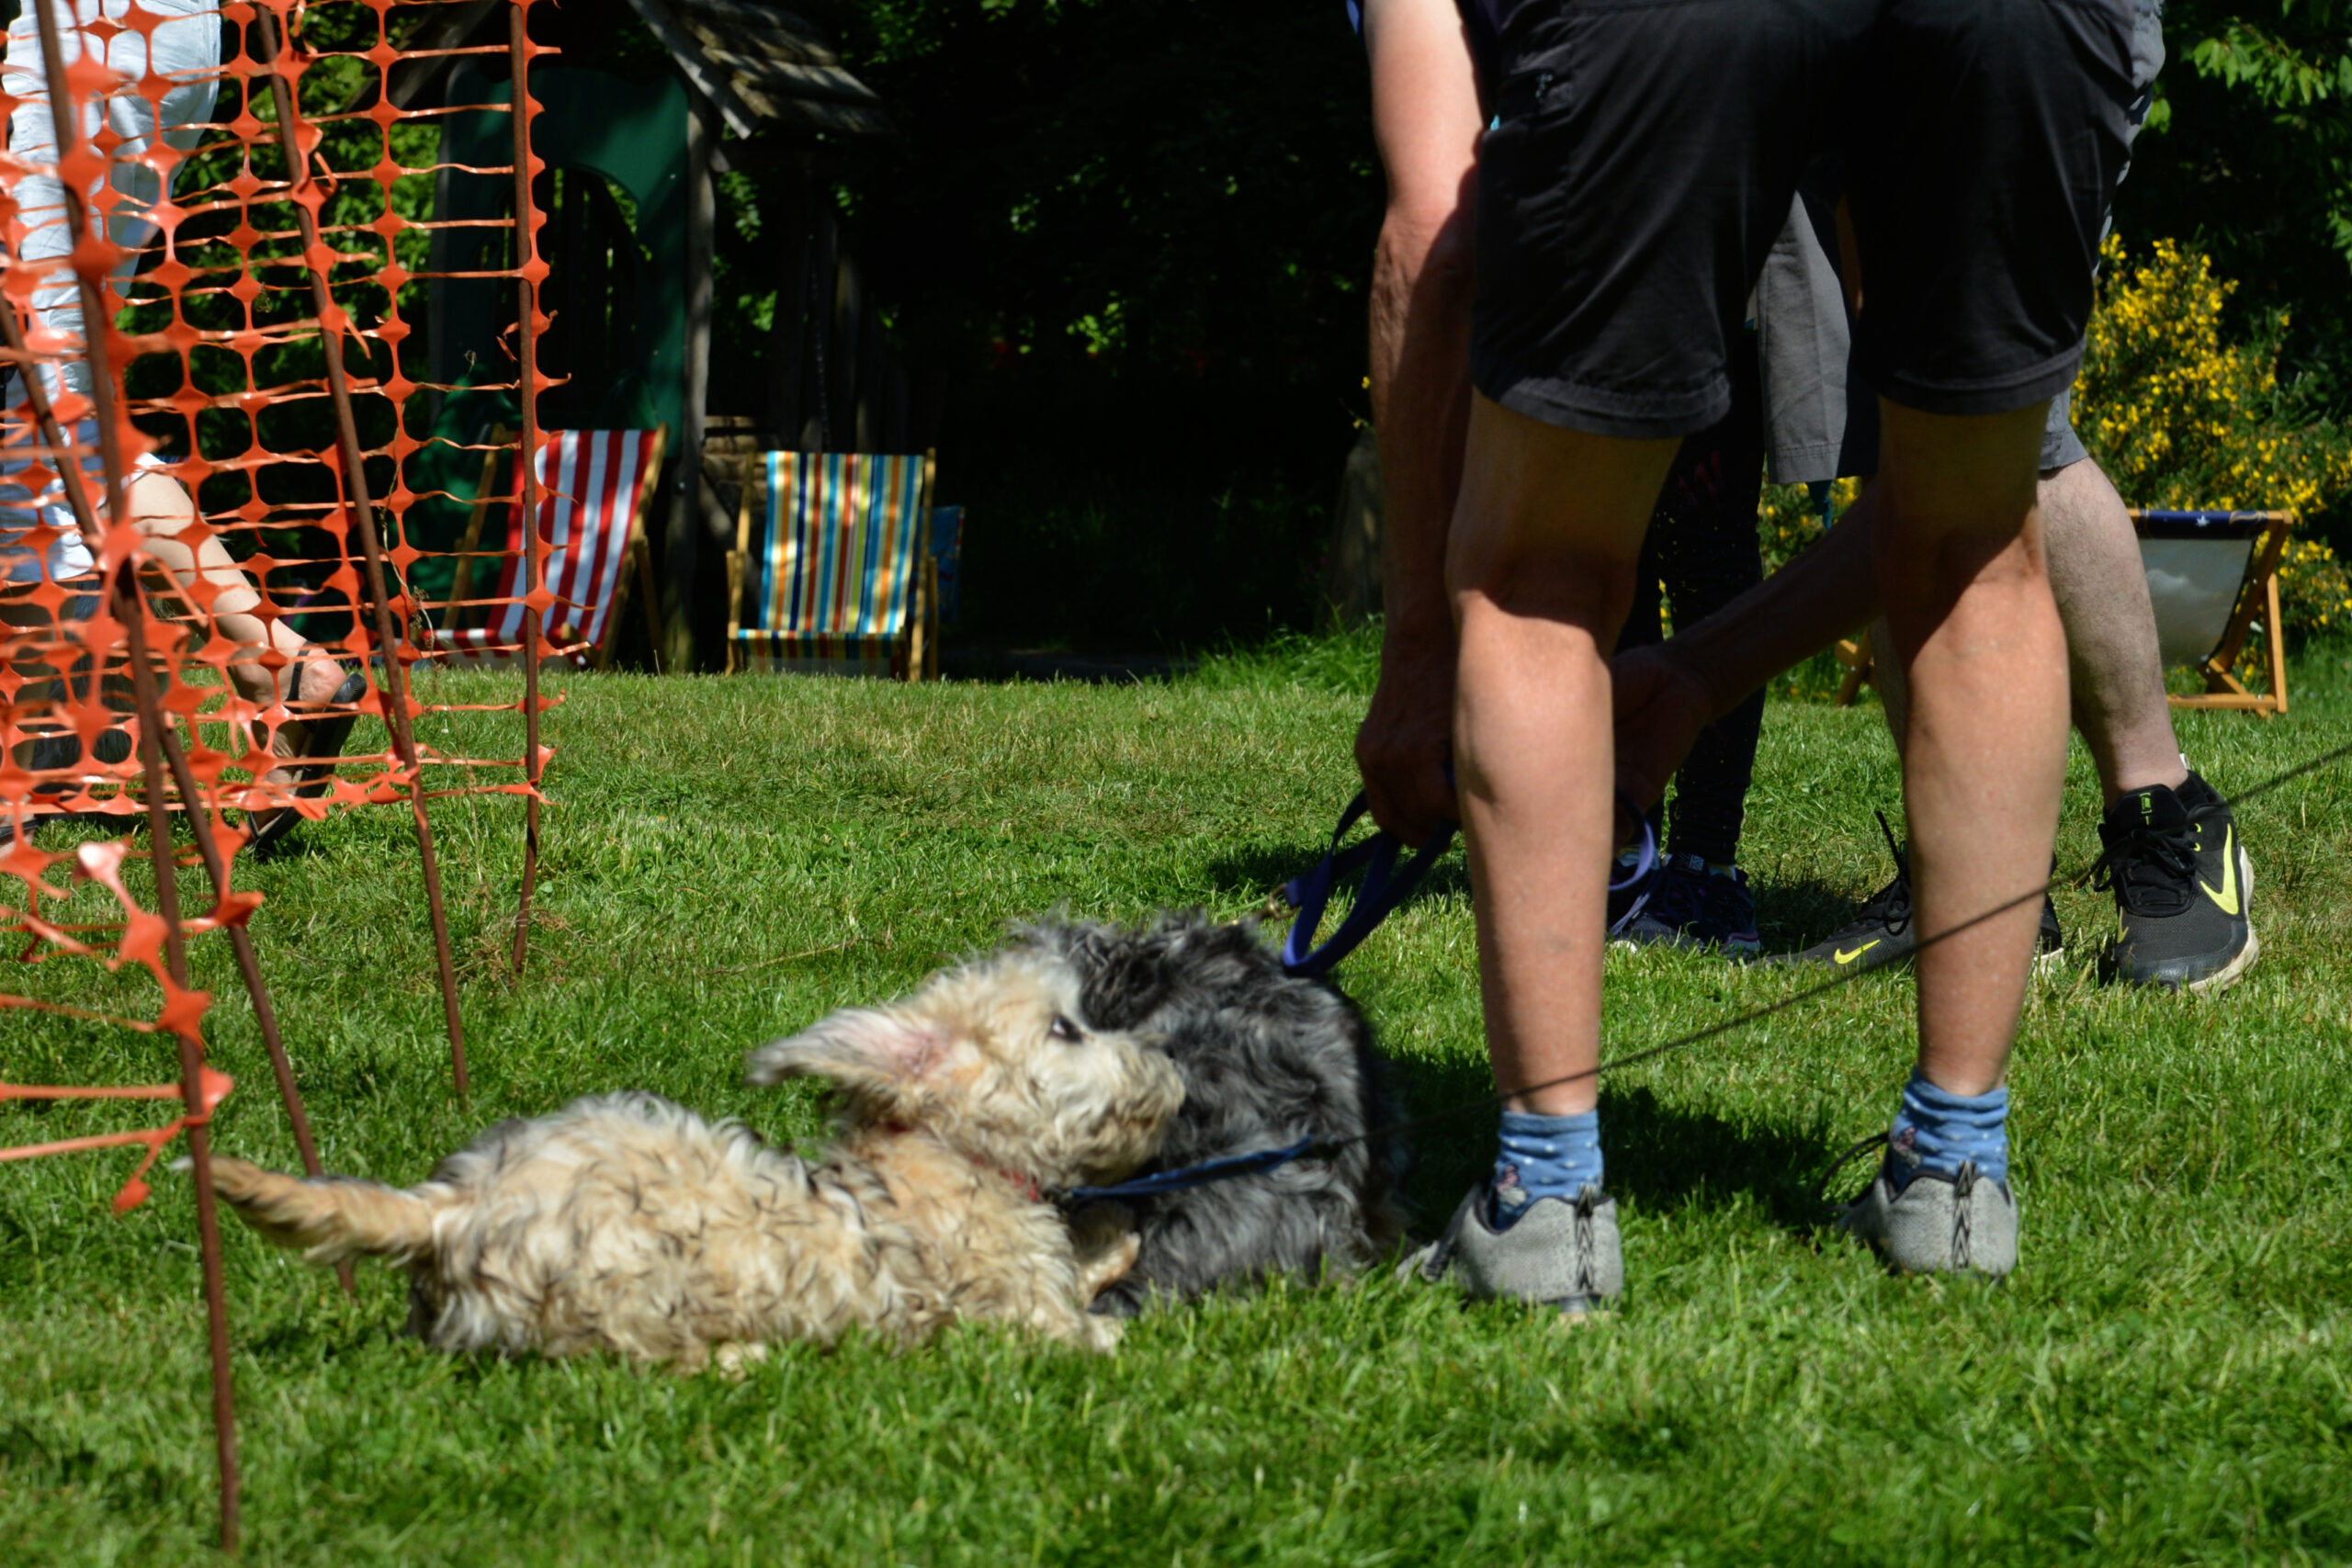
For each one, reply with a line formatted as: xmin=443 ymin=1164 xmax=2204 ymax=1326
xmin=125 ymin=469 xmax=198 ymax=538
xmin=1449 ymin=534 xmax=1639 ymax=640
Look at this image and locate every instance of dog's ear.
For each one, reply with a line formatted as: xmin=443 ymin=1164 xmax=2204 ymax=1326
xmin=1077 ymin=939 xmax=1173 ymax=1032
xmin=744 ymin=1006 xmax=943 ymax=1089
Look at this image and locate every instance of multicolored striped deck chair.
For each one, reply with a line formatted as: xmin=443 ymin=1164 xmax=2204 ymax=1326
xmin=729 ymin=451 xmax=939 ymax=679
xmin=2132 ymin=509 xmax=2296 ymax=716
xmin=423 ymin=428 xmax=668 ymax=670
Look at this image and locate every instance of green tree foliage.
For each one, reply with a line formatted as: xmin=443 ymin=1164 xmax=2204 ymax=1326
xmin=805 ymin=0 xmax=1382 ymax=648
xmin=2123 ymin=3 xmax=2352 ymax=411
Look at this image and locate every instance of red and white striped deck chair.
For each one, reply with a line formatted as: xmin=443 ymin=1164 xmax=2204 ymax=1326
xmin=425 ymin=428 xmax=667 ymax=669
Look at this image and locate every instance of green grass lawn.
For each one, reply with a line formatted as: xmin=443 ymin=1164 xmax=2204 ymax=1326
xmin=6 ymin=636 xmax=2352 ymax=1565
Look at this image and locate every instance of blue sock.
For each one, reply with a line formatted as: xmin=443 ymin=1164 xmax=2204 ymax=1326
xmin=1886 ymin=1070 xmax=2009 ymax=1190
xmin=1489 ymin=1109 xmax=1603 ymax=1229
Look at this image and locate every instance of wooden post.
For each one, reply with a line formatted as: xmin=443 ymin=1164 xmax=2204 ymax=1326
xmin=666 ymin=84 xmax=718 ymax=671
xmin=766 ymin=166 xmax=810 ymax=445
xmin=2265 ymin=571 xmax=2289 ymax=716
xmin=829 ymin=251 xmax=860 ymax=452
xmin=801 ymin=211 xmax=838 ymax=450
xmin=855 ymin=297 xmax=887 ymax=451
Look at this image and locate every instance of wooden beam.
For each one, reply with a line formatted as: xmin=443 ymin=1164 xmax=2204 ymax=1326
xmin=766 ymin=170 xmax=811 ymax=441
xmin=800 ymin=210 xmax=837 ymax=450
xmin=661 ymin=83 xmax=718 ymax=671
xmin=617 ymin=0 xmax=763 ymax=137
xmin=830 ymin=250 xmax=860 ymax=451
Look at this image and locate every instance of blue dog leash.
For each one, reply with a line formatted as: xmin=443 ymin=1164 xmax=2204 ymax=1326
xmin=1278 ymin=792 xmax=1457 ymax=979
xmin=1055 ymin=1137 xmax=1321 ymax=1206
xmin=1280 ymin=784 xmax=1657 ymax=978
xmin=1055 ymin=785 xmax=1660 ymax=1206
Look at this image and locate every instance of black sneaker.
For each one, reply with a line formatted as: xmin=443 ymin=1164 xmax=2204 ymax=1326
xmin=1606 ymin=848 xmax=1658 ymax=941
xmin=2093 ymin=773 xmax=2256 ymax=993
xmin=1775 ymin=810 xmax=2062 ymax=972
xmin=1622 ymin=854 xmax=1761 ymax=957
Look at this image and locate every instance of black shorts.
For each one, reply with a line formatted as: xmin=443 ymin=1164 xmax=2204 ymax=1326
xmin=1471 ymin=0 xmax=2137 ymax=441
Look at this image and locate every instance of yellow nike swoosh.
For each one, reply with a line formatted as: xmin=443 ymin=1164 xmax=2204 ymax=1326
xmin=2199 ymin=826 xmax=2241 ymax=917
xmin=1834 ymin=940 xmax=1882 ymax=965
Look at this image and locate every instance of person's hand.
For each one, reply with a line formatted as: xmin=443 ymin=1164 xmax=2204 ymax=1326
xmin=1611 ymin=640 xmax=1714 ymax=820
xmin=1354 ymin=625 xmax=1458 ymax=847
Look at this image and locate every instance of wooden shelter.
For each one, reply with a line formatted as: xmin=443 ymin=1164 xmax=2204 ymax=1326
xmin=414 ymin=0 xmax=932 ymax=668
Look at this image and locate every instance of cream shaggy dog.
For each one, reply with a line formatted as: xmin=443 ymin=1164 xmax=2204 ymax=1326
xmin=209 ymin=949 xmax=1185 ymax=1365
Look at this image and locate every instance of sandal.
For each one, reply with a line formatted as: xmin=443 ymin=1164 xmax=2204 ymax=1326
xmin=244 ymin=667 xmax=369 ymax=857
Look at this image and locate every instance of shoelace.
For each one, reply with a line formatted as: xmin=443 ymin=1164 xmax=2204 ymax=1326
xmin=1858 ymin=810 xmax=1914 ymax=936
xmin=1572 ymin=1189 xmax=1600 ymax=1298
xmin=1644 ymin=861 xmax=1712 ymax=929
xmin=1951 ymin=1163 xmax=1976 ymax=1271
xmin=2089 ymin=815 xmax=2201 ymax=918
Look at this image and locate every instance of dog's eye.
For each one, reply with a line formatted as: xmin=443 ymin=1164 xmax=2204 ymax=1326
xmin=1048 ymin=1014 xmax=1084 ymax=1043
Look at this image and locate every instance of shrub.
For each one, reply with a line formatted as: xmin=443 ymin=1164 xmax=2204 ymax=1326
xmin=1751 ymin=238 xmax=2352 ymax=641
xmin=2074 ymin=235 xmax=2352 ymax=636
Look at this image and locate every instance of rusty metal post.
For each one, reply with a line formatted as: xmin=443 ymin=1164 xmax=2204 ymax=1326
xmin=0 ymin=259 xmax=351 ymax=1301
xmin=508 ymin=0 xmax=546 ymax=976
xmin=27 ymin=0 xmax=239 ymax=1544
xmin=249 ymin=0 xmax=469 ymax=1093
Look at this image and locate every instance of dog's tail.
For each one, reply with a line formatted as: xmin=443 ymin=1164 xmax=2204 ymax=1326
xmin=210 ymin=1157 xmax=435 ymax=1265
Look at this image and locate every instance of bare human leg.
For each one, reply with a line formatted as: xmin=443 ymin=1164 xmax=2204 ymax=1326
xmin=1870 ymin=456 xmax=2182 ymax=805
xmin=1448 ymin=396 xmax=1678 ymax=1116
xmin=1872 ymin=401 xmax=2068 ymax=1099
xmin=124 ymin=469 xmax=351 ymax=794
xmin=1354 ymin=0 xmax=1483 ymax=848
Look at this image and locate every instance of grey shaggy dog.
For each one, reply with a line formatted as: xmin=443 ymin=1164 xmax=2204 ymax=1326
xmin=1014 ymin=912 xmax=1408 ymax=1314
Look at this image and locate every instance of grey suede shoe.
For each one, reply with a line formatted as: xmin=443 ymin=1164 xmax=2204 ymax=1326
xmin=1404 ymin=1183 xmax=1622 ymax=1313
xmin=1838 ymin=1160 xmax=2018 ymax=1279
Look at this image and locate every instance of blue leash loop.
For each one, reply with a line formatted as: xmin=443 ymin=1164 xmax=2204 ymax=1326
xmin=1056 ymin=787 xmax=1661 ymax=1207
xmin=1278 ymin=792 xmax=1457 ymax=979
xmin=1278 ymin=786 xmax=1656 ymax=978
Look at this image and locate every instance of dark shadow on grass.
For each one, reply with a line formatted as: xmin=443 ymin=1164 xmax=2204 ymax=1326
xmin=1385 ymin=1060 xmax=1846 ymax=1241
xmin=1751 ymin=874 xmax=1878 ymax=956
xmin=1196 ymin=841 xmax=1471 ymax=913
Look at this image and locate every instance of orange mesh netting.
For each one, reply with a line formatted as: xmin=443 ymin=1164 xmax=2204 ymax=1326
xmin=0 ymin=3 xmax=561 ymax=1542
xmin=3 ymin=0 xmax=560 ymax=834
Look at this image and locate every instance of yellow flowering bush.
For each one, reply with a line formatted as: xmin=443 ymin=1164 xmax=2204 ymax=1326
xmin=1756 ymin=475 xmax=1858 ymax=577
xmin=2074 ymin=235 xmax=2352 ymax=636
xmin=1752 ymin=239 xmax=2352 ymax=641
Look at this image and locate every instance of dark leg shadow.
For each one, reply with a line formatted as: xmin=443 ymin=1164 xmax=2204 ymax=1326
xmin=1752 ymin=875 xmax=1881 ymax=957
xmin=1385 ymin=1066 xmax=1848 ymax=1240
xmin=1197 ymin=841 xmax=1470 ymax=912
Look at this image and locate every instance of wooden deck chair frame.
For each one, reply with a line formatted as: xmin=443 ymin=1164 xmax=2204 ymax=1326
xmin=726 ymin=450 xmax=941 ymax=681
xmin=2128 ymin=508 xmax=2294 ymax=716
xmin=1828 ymin=509 xmax=2295 ymax=716
xmin=442 ymin=426 xmax=667 ymax=670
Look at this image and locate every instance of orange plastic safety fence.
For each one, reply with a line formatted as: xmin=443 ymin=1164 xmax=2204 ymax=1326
xmin=0 ymin=1062 xmax=231 ymax=1210
xmin=1 ymin=0 xmax=560 ymax=837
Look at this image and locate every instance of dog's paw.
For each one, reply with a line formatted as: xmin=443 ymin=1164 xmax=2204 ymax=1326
xmin=711 ymin=1341 xmax=771 ymax=1380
